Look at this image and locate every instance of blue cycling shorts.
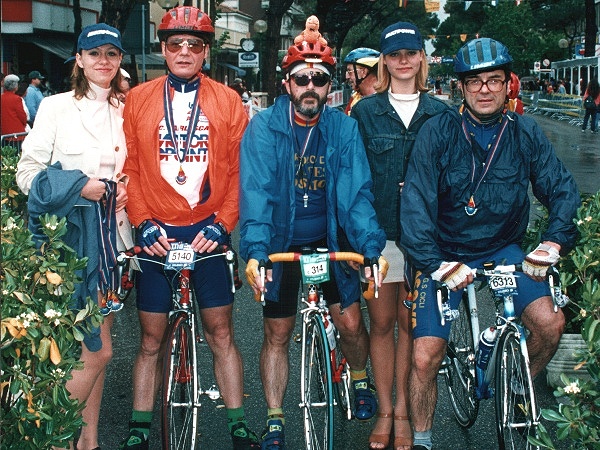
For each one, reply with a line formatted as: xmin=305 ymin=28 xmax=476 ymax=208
xmin=411 ymin=244 xmax=551 ymax=340
xmin=135 ymin=217 xmax=234 ymax=313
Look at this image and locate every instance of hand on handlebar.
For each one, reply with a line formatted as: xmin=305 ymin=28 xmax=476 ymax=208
xmin=245 ymin=259 xmax=272 ymax=301
xmin=522 ymin=242 xmax=561 ymax=281
xmin=137 ymin=220 xmax=170 ymax=256
xmin=361 ymin=255 xmax=389 ymax=301
xmin=192 ymin=223 xmax=228 ymax=254
xmin=431 ymin=261 xmax=473 ymax=291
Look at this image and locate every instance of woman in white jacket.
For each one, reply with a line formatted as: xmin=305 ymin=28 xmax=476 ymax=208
xmin=16 ymin=23 xmax=133 ymax=450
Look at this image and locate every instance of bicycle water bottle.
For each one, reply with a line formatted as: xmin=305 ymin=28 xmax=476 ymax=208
xmin=476 ymin=327 xmax=497 ymax=370
xmin=324 ymin=313 xmax=336 ymax=350
xmin=475 ymin=327 xmax=497 ymax=399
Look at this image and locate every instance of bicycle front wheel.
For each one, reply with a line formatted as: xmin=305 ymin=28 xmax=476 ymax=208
xmin=301 ymin=314 xmax=334 ymax=450
xmin=495 ymin=327 xmax=538 ymax=449
xmin=162 ymin=312 xmax=199 ymax=450
xmin=443 ymin=292 xmax=479 ymax=427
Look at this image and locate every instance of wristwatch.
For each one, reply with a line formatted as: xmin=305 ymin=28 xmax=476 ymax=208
xmin=215 ymin=222 xmax=228 ymax=234
xmin=137 ymin=219 xmax=150 ymax=231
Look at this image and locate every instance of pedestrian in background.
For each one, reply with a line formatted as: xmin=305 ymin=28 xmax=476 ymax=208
xmin=582 ymin=78 xmax=599 ymax=133
xmin=16 ymin=23 xmax=133 ymax=450
xmin=24 ymin=70 xmax=45 ymax=126
xmin=343 ymin=47 xmax=380 ymax=114
xmin=351 ymin=21 xmax=448 ymax=450
xmin=1 ymin=74 xmax=28 ymax=141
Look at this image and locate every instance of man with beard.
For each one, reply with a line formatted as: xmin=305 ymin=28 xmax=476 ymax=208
xmin=240 ymin=23 xmax=388 ymax=450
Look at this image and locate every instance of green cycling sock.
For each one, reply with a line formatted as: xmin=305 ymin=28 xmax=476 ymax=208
xmin=227 ymin=406 xmax=247 ymax=433
xmin=129 ymin=410 xmax=152 ymax=435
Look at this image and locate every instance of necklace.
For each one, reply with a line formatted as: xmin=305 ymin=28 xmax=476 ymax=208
xmin=163 ymin=75 xmax=201 ymax=185
xmin=460 ymin=108 xmax=509 ymax=216
xmin=289 ymin=104 xmax=319 ymax=207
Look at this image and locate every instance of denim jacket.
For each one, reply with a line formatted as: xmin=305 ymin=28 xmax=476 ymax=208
xmin=351 ymin=92 xmax=448 ymax=240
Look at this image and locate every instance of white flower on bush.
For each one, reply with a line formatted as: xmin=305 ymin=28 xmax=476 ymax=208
xmin=17 ymin=311 xmax=40 ymax=328
xmin=44 ymin=309 xmax=62 ymax=326
xmin=2 ymin=218 xmax=17 ymax=231
xmin=563 ymin=382 xmax=581 ymax=394
xmin=44 ymin=222 xmax=57 ymax=231
xmin=51 ymin=368 xmax=66 ymax=379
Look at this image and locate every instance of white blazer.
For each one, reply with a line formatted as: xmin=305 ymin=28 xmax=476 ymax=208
xmin=17 ymin=91 xmax=134 ymax=250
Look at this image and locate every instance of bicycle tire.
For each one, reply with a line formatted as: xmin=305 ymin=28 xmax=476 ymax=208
xmin=331 ymin=331 xmax=352 ymax=421
xmin=443 ymin=292 xmax=479 ymax=428
xmin=161 ymin=312 xmax=199 ymax=450
xmin=301 ymin=314 xmax=334 ymax=450
xmin=495 ymin=327 xmax=538 ymax=450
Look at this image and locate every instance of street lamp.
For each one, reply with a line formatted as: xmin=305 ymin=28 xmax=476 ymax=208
xmin=155 ymin=0 xmax=178 ymax=10
xmin=254 ymin=20 xmax=267 ymax=91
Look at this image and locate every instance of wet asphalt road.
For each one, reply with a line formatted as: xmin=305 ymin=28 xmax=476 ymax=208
xmin=98 ymin=110 xmax=599 ymax=450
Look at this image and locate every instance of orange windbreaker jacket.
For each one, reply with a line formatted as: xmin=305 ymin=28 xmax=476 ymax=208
xmin=123 ymin=74 xmax=248 ymax=232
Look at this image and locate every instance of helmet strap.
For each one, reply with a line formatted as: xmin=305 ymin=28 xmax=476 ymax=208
xmin=352 ymin=64 xmax=367 ymax=88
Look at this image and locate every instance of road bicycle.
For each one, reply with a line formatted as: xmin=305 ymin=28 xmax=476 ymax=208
xmin=438 ymin=262 xmax=565 ymax=450
xmin=117 ymin=242 xmax=240 ymax=450
xmin=257 ymin=248 xmax=381 ymax=450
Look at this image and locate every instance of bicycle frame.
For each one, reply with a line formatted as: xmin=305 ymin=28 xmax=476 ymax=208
xmin=441 ymin=262 xmax=565 ymax=449
xmin=117 ymin=243 xmax=238 ymax=450
xmin=258 ymin=249 xmax=378 ymax=450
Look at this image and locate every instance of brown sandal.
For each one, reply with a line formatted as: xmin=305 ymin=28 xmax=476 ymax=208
xmin=393 ymin=414 xmax=413 ymax=450
xmin=368 ymin=412 xmax=393 ymax=449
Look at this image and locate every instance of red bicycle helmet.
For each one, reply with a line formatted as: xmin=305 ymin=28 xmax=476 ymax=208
xmin=157 ymin=6 xmax=215 ymax=42
xmin=507 ymin=72 xmax=521 ymax=100
xmin=281 ymin=40 xmax=336 ymax=73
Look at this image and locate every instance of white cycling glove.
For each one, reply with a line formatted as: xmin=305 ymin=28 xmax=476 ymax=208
xmin=522 ymin=243 xmax=560 ymax=278
xmin=431 ymin=262 xmax=472 ymax=290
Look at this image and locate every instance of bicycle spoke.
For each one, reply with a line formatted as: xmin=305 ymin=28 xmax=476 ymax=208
xmin=301 ymin=316 xmax=334 ymax=450
xmin=162 ymin=314 xmax=198 ymax=450
xmin=495 ymin=329 xmax=538 ymax=450
xmin=444 ymin=294 xmax=479 ymax=427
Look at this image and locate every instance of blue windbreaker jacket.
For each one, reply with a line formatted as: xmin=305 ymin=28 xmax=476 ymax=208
xmin=401 ymin=107 xmax=580 ymax=275
xmin=240 ymin=95 xmax=386 ymax=308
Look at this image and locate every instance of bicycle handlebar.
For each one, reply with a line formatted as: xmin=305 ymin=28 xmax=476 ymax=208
xmin=116 ymin=243 xmax=240 ymax=294
xmin=255 ymin=250 xmax=380 ymax=304
xmin=435 ymin=261 xmax=565 ymax=326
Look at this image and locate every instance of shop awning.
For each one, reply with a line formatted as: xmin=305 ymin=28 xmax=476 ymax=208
xmin=22 ymin=35 xmax=74 ymax=61
xmin=217 ymin=62 xmax=246 ymax=77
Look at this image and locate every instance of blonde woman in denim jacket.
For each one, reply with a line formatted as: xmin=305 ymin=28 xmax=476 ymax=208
xmin=351 ymin=21 xmax=448 ymax=450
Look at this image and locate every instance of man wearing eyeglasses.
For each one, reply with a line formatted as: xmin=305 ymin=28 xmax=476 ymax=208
xmin=239 ymin=21 xmax=388 ymax=450
xmin=400 ymin=38 xmax=580 ymax=450
xmin=120 ymin=6 xmax=259 ymax=450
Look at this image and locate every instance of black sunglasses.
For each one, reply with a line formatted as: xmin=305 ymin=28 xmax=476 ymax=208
xmin=290 ymin=72 xmax=331 ymax=87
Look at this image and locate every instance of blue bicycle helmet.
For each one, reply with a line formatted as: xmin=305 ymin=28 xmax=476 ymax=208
xmin=454 ymin=38 xmax=512 ymax=75
xmin=343 ymin=47 xmax=380 ymax=68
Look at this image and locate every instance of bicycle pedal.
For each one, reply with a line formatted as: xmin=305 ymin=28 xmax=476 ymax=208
xmin=206 ymin=384 xmax=220 ymax=400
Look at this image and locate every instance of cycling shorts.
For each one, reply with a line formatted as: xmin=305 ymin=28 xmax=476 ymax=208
xmin=136 ymin=217 xmax=234 ymax=313
xmin=411 ymin=244 xmax=551 ymax=340
xmin=263 ymin=241 xmax=355 ymax=319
